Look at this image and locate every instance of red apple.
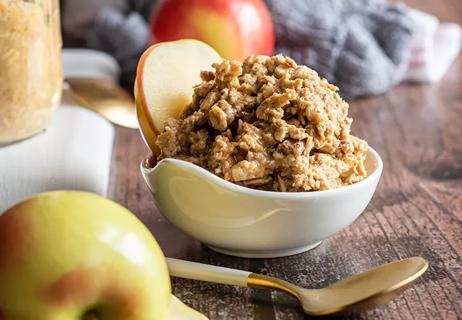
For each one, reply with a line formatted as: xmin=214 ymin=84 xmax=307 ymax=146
xmin=150 ymin=0 xmax=274 ymax=61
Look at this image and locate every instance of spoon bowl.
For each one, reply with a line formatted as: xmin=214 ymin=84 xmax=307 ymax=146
xmin=64 ymin=78 xmax=138 ymax=129
xmin=247 ymin=257 xmax=429 ymax=315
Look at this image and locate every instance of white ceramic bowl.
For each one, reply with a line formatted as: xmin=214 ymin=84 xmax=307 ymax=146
xmin=141 ymin=147 xmax=382 ymax=258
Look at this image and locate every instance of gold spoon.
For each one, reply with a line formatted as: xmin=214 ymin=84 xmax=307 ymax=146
xmin=167 ymin=257 xmax=428 ymax=316
xmin=64 ymin=78 xmax=138 ymax=129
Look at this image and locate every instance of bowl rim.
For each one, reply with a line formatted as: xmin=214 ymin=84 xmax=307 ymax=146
xmin=141 ymin=146 xmax=383 ymax=199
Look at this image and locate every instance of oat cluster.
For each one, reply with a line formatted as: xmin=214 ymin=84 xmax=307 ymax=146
xmin=156 ymin=55 xmax=368 ymax=192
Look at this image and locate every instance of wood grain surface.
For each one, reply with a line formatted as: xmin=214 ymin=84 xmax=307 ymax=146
xmin=108 ymin=1 xmax=461 ymax=319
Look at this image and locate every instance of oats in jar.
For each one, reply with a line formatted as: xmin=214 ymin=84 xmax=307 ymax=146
xmin=0 ymin=0 xmax=62 ymax=143
xmin=156 ymin=55 xmax=368 ymax=192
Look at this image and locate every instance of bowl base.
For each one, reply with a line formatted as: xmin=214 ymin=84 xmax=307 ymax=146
xmin=206 ymin=241 xmax=322 ymax=258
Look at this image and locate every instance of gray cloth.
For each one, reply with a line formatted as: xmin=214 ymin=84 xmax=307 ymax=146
xmin=79 ymin=0 xmax=415 ymax=97
xmin=266 ymin=0 xmax=415 ymax=99
xmin=86 ymin=7 xmax=149 ymax=88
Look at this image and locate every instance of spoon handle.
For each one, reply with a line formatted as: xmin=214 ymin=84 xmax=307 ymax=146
xmin=166 ymin=258 xmax=251 ymax=287
xmin=167 ymin=258 xmax=301 ymax=301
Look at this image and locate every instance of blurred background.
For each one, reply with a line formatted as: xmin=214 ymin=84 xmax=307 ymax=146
xmin=59 ymin=0 xmax=461 ymax=99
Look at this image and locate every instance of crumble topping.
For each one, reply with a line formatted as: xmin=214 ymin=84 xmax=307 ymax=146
xmin=156 ymin=55 xmax=368 ymax=192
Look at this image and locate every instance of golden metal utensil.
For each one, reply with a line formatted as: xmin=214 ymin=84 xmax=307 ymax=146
xmin=167 ymin=257 xmax=428 ymax=316
xmin=64 ymin=78 xmax=138 ymax=129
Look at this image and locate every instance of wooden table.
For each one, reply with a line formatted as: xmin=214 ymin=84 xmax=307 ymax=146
xmin=108 ymin=1 xmax=461 ymax=318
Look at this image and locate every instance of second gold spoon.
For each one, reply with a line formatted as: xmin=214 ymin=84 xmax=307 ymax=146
xmin=64 ymin=78 xmax=138 ymax=129
xmin=167 ymin=257 xmax=428 ymax=316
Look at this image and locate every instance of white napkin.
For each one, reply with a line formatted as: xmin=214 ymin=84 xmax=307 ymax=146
xmin=0 ymin=104 xmax=114 ymax=212
xmin=405 ymin=9 xmax=462 ymax=82
xmin=0 ymin=49 xmax=121 ymax=212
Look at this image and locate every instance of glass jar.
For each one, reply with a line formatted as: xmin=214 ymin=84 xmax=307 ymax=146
xmin=0 ymin=0 xmax=62 ymax=143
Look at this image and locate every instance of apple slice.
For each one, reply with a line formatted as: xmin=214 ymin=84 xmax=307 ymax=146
xmin=135 ymin=39 xmax=221 ymax=155
xmin=167 ymin=295 xmax=208 ymax=320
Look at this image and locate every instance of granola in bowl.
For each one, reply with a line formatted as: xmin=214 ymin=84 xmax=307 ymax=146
xmin=155 ymin=55 xmax=368 ymax=192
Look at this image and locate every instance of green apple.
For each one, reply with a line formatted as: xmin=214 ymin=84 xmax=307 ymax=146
xmin=0 ymin=191 xmax=206 ymax=320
